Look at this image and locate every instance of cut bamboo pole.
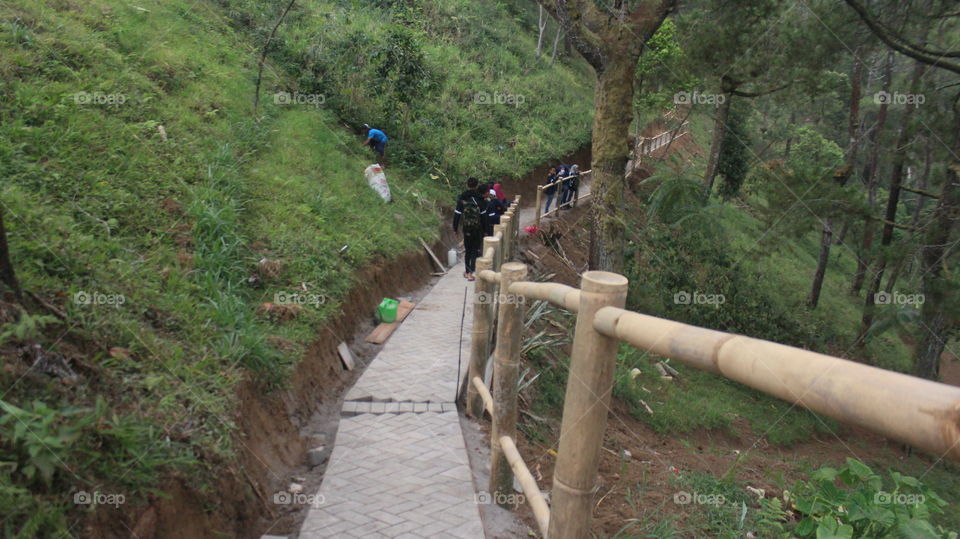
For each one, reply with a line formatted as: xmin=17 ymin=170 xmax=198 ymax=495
xmin=509 ymin=281 xmax=581 ymax=312
xmin=549 ymin=271 xmax=628 ymax=537
xmin=491 ymin=226 xmax=504 ymax=271
xmin=472 ymin=376 xmax=494 ymax=417
xmin=489 ymin=262 xmax=527 ymax=509
xmin=535 ymin=187 xmax=543 ymax=228
xmin=501 ymin=215 xmax=512 ymax=262
xmin=500 ymin=435 xmax=550 ymax=537
xmin=467 ymin=255 xmax=495 ymax=418
xmin=592 ymin=307 xmax=960 ymax=464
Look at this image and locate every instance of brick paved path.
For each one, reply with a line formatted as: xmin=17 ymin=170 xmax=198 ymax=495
xmin=299 ymin=264 xmax=483 ymax=538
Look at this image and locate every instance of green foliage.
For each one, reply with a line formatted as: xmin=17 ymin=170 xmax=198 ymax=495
xmin=0 ymin=312 xmax=58 ymax=344
xmin=782 ymin=459 xmax=957 ymax=539
xmin=0 ymin=400 xmax=88 ymax=486
xmin=717 ymin=101 xmax=752 ymax=200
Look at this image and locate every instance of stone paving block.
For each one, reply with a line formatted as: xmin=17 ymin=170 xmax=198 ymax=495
xmin=299 ymin=265 xmax=482 ymax=539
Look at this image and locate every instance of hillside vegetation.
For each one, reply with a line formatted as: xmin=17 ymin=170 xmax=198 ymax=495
xmin=0 ymin=0 xmax=593 ymax=535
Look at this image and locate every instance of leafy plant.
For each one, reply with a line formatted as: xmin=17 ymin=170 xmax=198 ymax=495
xmin=786 ymin=458 xmax=956 ymax=538
xmin=0 ymin=312 xmax=58 ymax=344
xmin=0 ymin=400 xmax=91 ymax=485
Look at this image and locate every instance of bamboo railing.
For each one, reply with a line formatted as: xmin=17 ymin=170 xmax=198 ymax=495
xmin=463 ymin=188 xmax=960 ymax=538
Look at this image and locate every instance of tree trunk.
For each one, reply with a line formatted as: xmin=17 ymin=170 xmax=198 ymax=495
xmin=550 ymin=26 xmax=562 ymax=64
xmin=807 ymin=218 xmax=833 ymax=307
xmin=784 ymin=110 xmax=796 ymax=159
xmin=914 ymin=134 xmax=959 ymax=379
xmin=859 ymin=59 xmax=924 ymax=344
xmin=702 ymin=92 xmax=732 ymax=198
xmin=588 ymin=55 xmax=639 ymax=273
xmin=807 ymin=51 xmax=862 ymax=308
xmin=0 ymin=208 xmax=22 ymax=301
xmin=852 ymin=52 xmax=893 ymax=294
xmin=886 ymin=144 xmax=933 ymax=293
xmin=536 ymin=6 xmax=546 ymax=58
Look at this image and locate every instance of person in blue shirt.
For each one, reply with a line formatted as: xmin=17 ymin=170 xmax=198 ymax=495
xmin=543 ymin=167 xmax=558 ymax=213
xmin=362 ymin=124 xmax=388 ymax=164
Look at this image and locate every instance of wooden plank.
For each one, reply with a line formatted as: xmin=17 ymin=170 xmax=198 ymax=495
xmin=337 ymin=341 xmax=355 ymax=371
xmin=419 ymin=238 xmax=447 ymax=273
xmin=364 ymin=300 xmax=416 ymax=344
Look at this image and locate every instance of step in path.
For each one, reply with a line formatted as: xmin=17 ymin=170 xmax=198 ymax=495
xmin=298 ymin=261 xmax=483 ymax=538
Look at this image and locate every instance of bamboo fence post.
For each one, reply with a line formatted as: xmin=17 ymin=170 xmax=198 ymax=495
xmin=548 ymin=271 xmax=628 ymax=537
xmin=467 ymin=255 xmax=494 ymax=418
xmin=483 ymin=235 xmax=501 ymax=327
xmin=501 ymin=214 xmax=512 ymax=262
xmin=489 ymin=262 xmax=527 ymax=509
xmin=491 ymin=226 xmax=504 ymax=271
xmin=535 ymin=186 xmax=543 ymax=228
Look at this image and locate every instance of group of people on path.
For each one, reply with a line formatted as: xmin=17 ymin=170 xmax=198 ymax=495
xmin=452 ymin=178 xmax=511 ymax=281
xmin=542 ymin=164 xmax=580 ymax=213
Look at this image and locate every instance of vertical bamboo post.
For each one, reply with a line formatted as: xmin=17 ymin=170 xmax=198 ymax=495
xmin=467 ymin=255 xmax=493 ymax=418
xmin=501 ymin=214 xmax=512 ymax=262
xmin=548 ymin=271 xmax=629 ymax=537
xmin=535 ymin=186 xmax=543 ymax=228
xmin=491 ymin=225 xmax=504 ymax=271
xmin=484 ymin=235 xmax=501 ymax=327
xmin=489 ymin=262 xmax=527 ymax=508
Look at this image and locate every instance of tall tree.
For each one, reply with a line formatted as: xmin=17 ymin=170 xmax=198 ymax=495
xmin=808 ymin=49 xmax=865 ymax=308
xmin=536 ymin=0 xmax=677 ymax=272
xmin=851 ymin=52 xmax=894 ymax=294
xmin=842 ymin=0 xmax=960 ymax=377
xmin=0 ymin=208 xmax=22 ymax=301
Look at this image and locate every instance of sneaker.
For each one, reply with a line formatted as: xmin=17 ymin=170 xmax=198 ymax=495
xmin=467 ymin=273 xmax=476 ymax=281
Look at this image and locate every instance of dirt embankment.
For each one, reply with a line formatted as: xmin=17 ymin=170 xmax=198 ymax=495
xmin=112 ymin=229 xmax=456 ymax=538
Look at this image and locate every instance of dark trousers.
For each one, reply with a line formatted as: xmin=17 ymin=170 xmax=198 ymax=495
xmin=464 ymin=236 xmax=481 ymax=273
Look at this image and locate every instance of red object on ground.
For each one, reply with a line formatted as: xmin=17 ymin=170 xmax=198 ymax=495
xmin=524 ymin=225 xmax=539 ymax=235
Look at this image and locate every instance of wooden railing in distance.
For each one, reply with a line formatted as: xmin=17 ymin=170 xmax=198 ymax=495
xmin=534 ymin=170 xmax=591 ymax=228
xmin=465 ymin=246 xmax=960 ymax=537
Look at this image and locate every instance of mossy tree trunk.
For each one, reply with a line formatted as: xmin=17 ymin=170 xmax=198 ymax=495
xmin=536 ymin=0 xmax=677 ymax=272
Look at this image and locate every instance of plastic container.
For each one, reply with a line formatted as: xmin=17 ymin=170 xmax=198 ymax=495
xmin=447 ymin=248 xmax=457 ymax=267
xmin=377 ymin=298 xmax=399 ymax=323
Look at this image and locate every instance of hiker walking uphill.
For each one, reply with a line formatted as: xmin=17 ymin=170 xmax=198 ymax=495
xmin=362 ymin=124 xmax=388 ymax=165
xmin=453 ymin=177 xmax=487 ymax=281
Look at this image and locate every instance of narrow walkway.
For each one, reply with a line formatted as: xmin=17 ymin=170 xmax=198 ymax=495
xmin=298 ymin=264 xmax=482 ymax=538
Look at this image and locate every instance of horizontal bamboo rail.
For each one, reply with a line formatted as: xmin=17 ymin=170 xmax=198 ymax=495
xmin=472 ymin=376 xmax=493 ymax=416
xmin=593 ymin=307 xmax=960 ymax=463
xmin=509 ymin=281 xmax=581 ymax=312
xmin=500 ymin=435 xmax=551 ymax=537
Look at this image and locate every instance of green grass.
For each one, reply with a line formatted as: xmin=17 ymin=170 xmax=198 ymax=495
xmin=0 ymin=0 xmax=595 ymax=535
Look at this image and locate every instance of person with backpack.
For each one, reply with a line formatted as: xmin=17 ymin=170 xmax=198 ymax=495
xmin=543 ymin=167 xmax=558 ymax=213
xmin=362 ymin=124 xmax=388 ymax=165
xmin=453 ymin=177 xmax=487 ymax=281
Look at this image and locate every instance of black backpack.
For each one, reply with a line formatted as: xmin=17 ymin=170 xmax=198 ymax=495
xmin=462 ymin=196 xmax=484 ymax=239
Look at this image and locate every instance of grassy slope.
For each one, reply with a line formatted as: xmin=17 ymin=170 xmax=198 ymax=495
xmin=0 ymin=0 xmax=593 ymax=535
